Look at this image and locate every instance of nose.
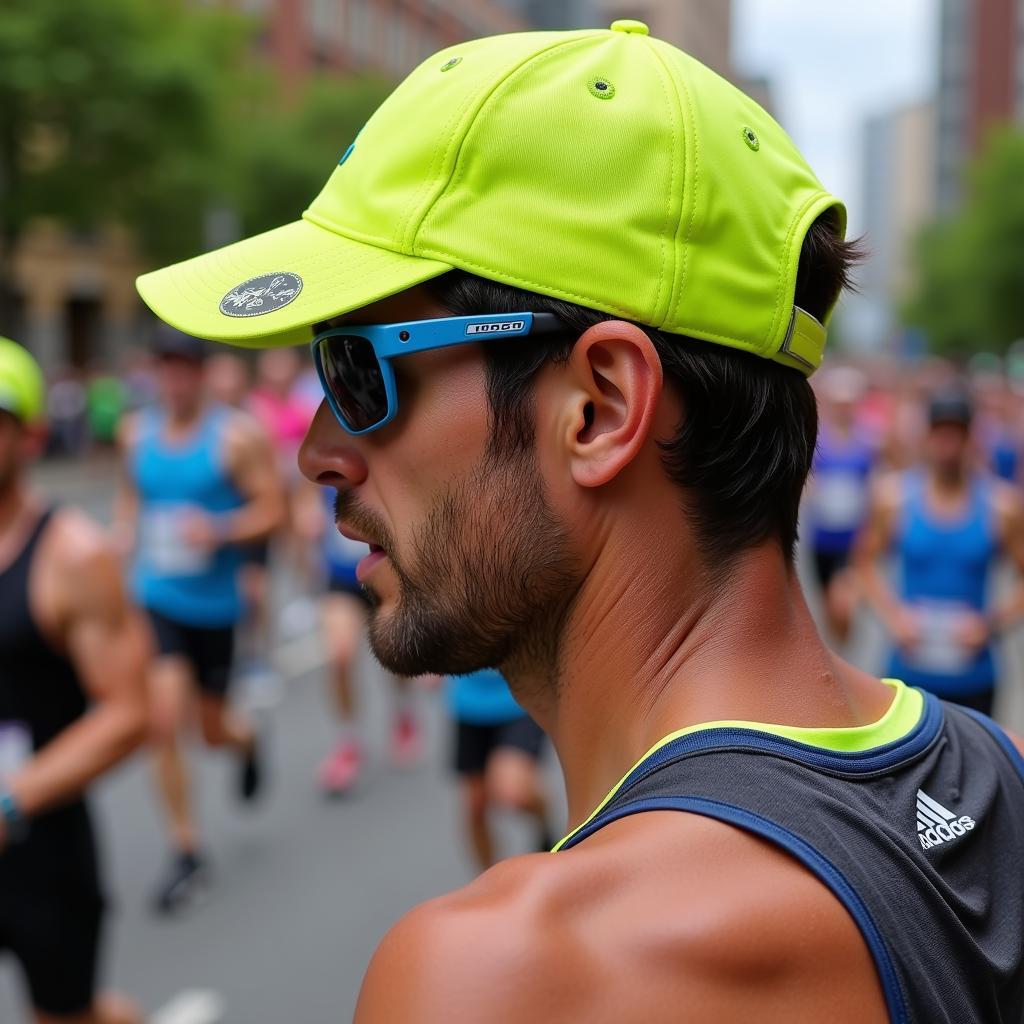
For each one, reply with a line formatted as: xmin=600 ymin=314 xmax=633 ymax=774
xmin=298 ymin=400 xmax=370 ymax=488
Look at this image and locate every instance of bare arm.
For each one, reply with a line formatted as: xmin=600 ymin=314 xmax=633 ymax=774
xmin=990 ymin=486 xmax=1024 ymax=634
xmin=3 ymin=514 xmax=148 ymax=837
xmin=217 ymin=413 xmax=286 ymax=546
xmin=852 ymin=474 xmax=911 ymax=626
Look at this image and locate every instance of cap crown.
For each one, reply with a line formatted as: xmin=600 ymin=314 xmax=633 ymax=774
xmin=305 ymin=26 xmax=844 ymax=367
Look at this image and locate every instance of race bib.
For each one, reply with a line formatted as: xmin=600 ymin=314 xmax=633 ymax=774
xmin=139 ymin=506 xmax=213 ymax=576
xmin=813 ymin=472 xmax=867 ymax=530
xmin=905 ymin=601 xmax=975 ymax=674
xmin=0 ymin=721 xmax=32 ymax=778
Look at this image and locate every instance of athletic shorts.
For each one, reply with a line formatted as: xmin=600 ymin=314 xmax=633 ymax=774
xmin=327 ymin=575 xmax=372 ymax=610
xmin=454 ymin=716 xmax=545 ymax=776
xmin=147 ymin=608 xmax=236 ymax=697
xmin=240 ymin=539 xmax=271 ymax=567
xmin=812 ymin=548 xmax=850 ymax=589
xmin=0 ymin=803 xmax=104 ymax=1016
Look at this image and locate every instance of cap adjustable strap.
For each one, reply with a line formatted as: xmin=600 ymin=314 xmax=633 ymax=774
xmin=772 ymin=306 xmax=826 ymax=375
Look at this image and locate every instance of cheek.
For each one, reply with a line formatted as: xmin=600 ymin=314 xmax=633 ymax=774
xmin=376 ymin=359 xmax=491 ymax=532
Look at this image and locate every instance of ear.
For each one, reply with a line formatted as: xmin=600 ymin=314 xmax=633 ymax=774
xmin=563 ymin=321 xmax=664 ymax=488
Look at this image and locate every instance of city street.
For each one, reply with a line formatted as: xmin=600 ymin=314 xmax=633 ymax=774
xmin=3 ymin=452 xmax=1024 ymax=1023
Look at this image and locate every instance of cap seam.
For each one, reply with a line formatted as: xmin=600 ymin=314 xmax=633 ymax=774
xmin=407 ymin=32 xmax=604 ymax=256
xmin=645 ymin=38 xmax=692 ymax=329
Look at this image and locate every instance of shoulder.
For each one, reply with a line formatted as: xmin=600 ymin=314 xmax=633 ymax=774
xmin=220 ymin=406 xmax=271 ymax=452
xmin=116 ymin=409 xmax=144 ymax=452
xmin=34 ymin=508 xmax=126 ymax=626
xmin=356 ymin=813 xmax=887 ymax=1023
xmin=989 ymin=477 xmax=1023 ymax=526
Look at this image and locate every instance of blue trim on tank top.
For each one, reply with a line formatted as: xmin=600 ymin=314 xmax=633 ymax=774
xmin=559 ymin=796 xmax=908 ymax=1024
xmin=605 ymin=690 xmax=943 ymax=805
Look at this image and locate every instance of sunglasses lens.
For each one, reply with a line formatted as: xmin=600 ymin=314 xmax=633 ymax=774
xmin=317 ymin=335 xmax=388 ymax=432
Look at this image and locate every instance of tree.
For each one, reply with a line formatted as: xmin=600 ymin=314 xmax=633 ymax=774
xmin=905 ymin=130 xmax=1024 ymax=356
xmin=227 ymin=76 xmax=392 ymax=239
xmin=0 ymin=0 xmax=254 ymax=328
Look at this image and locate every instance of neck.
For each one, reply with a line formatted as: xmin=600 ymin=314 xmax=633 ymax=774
xmin=931 ymin=463 xmax=967 ymax=493
xmin=166 ymin=401 xmax=205 ymax=431
xmin=514 ymin=537 xmax=889 ymax=829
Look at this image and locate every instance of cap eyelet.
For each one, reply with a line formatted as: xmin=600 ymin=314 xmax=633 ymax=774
xmin=741 ymin=126 xmax=760 ymax=151
xmin=399 ymin=330 xmax=410 ymax=342
xmin=440 ymin=56 xmax=462 ymax=72
xmin=588 ymin=77 xmax=615 ymax=100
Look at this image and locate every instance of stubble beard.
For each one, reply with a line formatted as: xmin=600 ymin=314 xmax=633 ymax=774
xmin=353 ymin=450 xmax=578 ymax=695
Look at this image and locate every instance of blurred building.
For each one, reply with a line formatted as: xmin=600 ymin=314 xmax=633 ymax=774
xmin=936 ymin=0 xmax=1024 ymax=210
xmin=855 ymin=101 xmax=938 ymax=348
xmin=595 ymin=0 xmax=732 ymax=76
xmin=254 ymin=0 xmax=527 ymax=90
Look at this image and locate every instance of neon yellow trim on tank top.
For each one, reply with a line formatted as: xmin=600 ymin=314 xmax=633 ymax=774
xmin=552 ymin=679 xmax=923 ymax=852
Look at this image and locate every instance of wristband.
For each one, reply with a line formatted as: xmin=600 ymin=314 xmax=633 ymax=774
xmin=0 ymin=789 xmax=28 ymax=844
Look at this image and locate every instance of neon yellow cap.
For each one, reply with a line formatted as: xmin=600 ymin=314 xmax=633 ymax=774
xmin=0 ymin=337 xmax=45 ymax=424
xmin=137 ymin=23 xmax=845 ymax=374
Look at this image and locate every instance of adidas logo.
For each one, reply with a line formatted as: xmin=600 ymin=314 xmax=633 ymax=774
xmin=917 ymin=789 xmax=976 ymax=850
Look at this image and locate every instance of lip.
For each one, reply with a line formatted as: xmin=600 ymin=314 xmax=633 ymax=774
xmin=337 ymin=524 xmax=375 ymax=547
xmin=356 ymin=549 xmax=388 ymax=582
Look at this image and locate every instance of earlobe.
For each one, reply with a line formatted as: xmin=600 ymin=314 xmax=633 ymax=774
xmin=567 ymin=321 xmax=663 ymax=489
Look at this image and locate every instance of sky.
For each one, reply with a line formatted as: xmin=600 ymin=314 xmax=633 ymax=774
xmin=733 ymin=0 xmax=937 ymax=232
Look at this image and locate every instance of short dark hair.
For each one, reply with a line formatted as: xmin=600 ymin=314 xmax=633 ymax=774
xmin=425 ymin=211 xmax=862 ymax=573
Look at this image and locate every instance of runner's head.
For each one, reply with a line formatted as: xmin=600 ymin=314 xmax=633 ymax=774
xmin=0 ymin=337 xmax=46 ymax=493
xmin=152 ymin=325 xmax=207 ymax=420
xmin=926 ymin=387 xmax=973 ymax=478
xmin=136 ymin=24 xmax=858 ymax=679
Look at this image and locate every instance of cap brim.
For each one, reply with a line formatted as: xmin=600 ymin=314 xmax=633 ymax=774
xmin=136 ymin=218 xmax=453 ymax=349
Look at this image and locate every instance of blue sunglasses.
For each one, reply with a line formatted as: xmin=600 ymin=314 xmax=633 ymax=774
xmin=311 ymin=312 xmax=571 ymax=435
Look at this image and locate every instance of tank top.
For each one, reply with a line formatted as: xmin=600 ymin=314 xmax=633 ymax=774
xmin=555 ymin=680 xmax=1024 ymax=1023
xmin=446 ymin=669 xmax=526 ymax=725
xmin=0 ymin=508 xmax=94 ymax=855
xmin=131 ymin=405 xmax=244 ymax=627
xmin=808 ymin=423 xmax=874 ymax=553
xmin=888 ymin=472 xmax=997 ymax=696
xmin=321 ymin=486 xmax=369 ymax=587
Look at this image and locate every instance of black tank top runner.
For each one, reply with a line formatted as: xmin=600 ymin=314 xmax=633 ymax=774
xmin=0 ymin=507 xmax=91 ymax=846
xmin=556 ymin=691 xmax=1024 ymax=1023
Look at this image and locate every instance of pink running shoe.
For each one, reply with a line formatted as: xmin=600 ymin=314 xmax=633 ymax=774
xmin=390 ymin=713 xmax=422 ymax=768
xmin=317 ymin=740 xmax=362 ymax=796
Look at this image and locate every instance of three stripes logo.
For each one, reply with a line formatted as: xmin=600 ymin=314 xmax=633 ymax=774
xmin=917 ymin=789 xmax=976 ymax=850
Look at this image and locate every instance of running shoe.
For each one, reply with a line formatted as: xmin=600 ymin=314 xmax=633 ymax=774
xmin=153 ymin=851 xmax=208 ymax=915
xmin=317 ymin=739 xmax=362 ymax=796
xmin=390 ymin=712 xmax=422 ymax=768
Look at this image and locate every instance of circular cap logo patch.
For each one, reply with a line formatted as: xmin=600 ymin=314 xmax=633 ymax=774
xmin=220 ymin=272 xmax=303 ymax=318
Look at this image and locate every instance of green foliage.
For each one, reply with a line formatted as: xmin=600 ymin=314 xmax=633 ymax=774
xmin=905 ymin=130 xmax=1024 ymax=356
xmin=229 ymin=77 xmax=392 ymax=239
xmin=0 ymin=0 xmax=256 ymax=262
xmin=0 ymin=0 xmax=391 ymax=267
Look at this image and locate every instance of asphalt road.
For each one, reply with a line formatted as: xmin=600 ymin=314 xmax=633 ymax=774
xmin=3 ymin=452 xmax=1024 ymax=1022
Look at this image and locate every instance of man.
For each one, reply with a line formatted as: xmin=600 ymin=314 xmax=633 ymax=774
xmin=295 ymin=480 xmax=422 ymax=795
xmin=115 ymin=326 xmax=285 ymax=913
xmin=855 ymin=389 xmax=1024 ymax=716
xmin=0 ymin=337 xmax=147 ymax=1024
xmin=804 ymin=366 xmax=875 ymax=644
xmin=446 ymin=668 xmax=550 ymax=871
xmin=136 ymin=22 xmax=1024 ymax=1021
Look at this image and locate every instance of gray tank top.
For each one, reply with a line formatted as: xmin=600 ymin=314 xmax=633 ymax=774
xmin=555 ymin=686 xmax=1024 ymax=1022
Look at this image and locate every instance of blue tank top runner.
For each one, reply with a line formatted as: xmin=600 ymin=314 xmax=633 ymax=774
xmin=131 ymin=405 xmax=244 ymax=627
xmin=808 ymin=424 xmax=874 ymax=554
xmin=447 ymin=668 xmax=526 ymax=726
xmin=888 ymin=472 xmax=997 ymax=697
